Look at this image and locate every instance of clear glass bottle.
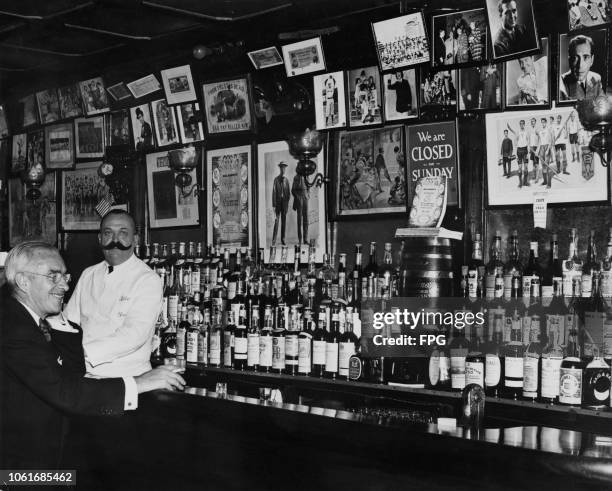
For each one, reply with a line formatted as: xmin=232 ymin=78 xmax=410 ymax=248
xmin=582 ymin=230 xmax=600 ymax=299
xmin=468 ymin=233 xmax=484 ymax=299
xmin=485 ymin=230 xmax=505 ymax=300
xmin=258 ymin=305 xmax=274 ymax=373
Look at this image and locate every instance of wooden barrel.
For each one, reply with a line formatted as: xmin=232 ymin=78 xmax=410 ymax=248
xmin=399 ymin=238 xmax=454 ymax=297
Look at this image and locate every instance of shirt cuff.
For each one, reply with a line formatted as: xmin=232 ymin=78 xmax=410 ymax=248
xmin=123 ymin=376 xmax=138 ymax=411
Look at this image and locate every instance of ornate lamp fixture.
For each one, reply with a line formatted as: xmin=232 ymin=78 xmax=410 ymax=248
xmin=577 ymin=94 xmax=612 ymax=167
xmin=167 ymin=145 xmax=201 ymax=198
xmin=21 ymin=158 xmax=46 ymax=200
xmin=287 ymin=128 xmax=327 ymax=189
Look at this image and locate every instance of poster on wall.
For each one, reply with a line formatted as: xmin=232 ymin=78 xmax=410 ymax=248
xmin=485 ymin=0 xmax=540 ymax=61
xmin=431 ymin=8 xmax=488 ymax=68
xmin=161 ymin=64 xmax=197 ymax=105
xmin=485 ymin=107 xmax=608 ymax=206
xmin=382 ymin=70 xmax=419 ymax=121
xmin=61 ymin=161 xmax=110 ymax=230
xmin=74 ymin=116 xmax=105 ymax=159
xmin=457 ymin=63 xmax=502 ymax=112
xmin=9 ymin=175 xmax=57 ymax=246
xmin=257 ymin=140 xmax=326 ymax=263
xmin=333 ymin=125 xmax=407 ymax=218
xmin=406 ymin=120 xmax=460 ymax=207
xmin=79 ymin=77 xmax=110 ymax=115
xmin=202 ymin=77 xmax=253 ymax=134
xmin=129 ymin=104 xmax=155 ymax=152
xmin=58 ymin=84 xmax=84 ymax=119
xmin=313 ymin=71 xmax=346 ymax=130
xmin=45 ymin=123 xmax=74 ymax=169
xmin=504 ymin=37 xmax=550 ymax=109
xmin=177 ymin=102 xmax=205 ymax=143
xmin=11 ymin=133 xmax=27 ymax=173
xmin=151 ymin=99 xmax=180 ymax=147
xmin=206 ymin=145 xmax=252 ymax=251
xmin=145 ymin=150 xmax=199 ymax=228
xmin=36 ymin=89 xmax=60 ymax=124
xmin=19 ymin=95 xmax=38 ymax=128
xmin=372 ymin=12 xmax=430 ymax=71
xmin=346 ymin=66 xmax=383 ymax=127
xmin=281 ymin=37 xmax=326 ymax=77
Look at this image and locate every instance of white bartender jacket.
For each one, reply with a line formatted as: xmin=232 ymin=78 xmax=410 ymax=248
xmin=64 ymin=254 xmax=163 ymax=378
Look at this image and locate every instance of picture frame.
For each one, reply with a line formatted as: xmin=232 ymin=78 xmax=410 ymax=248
xmin=457 ymin=63 xmax=503 ymax=112
xmin=74 ymin=116 xmax=105 ymax=159
xmin=79 ymin=77 xmax=110 ymax=115
xmin=372 ymin=12 xmax=430 ymax=72
xmin=58 ymin=84 xmax=84 ymax=119
xmin=26 ymin=129 xmax=45 ymax=173
xmin=11 ymin=133 xmax=27 ymax=174
xmin=257 ymin=139 xmax=327 ymax=263
xmin=247 ymin=46 xmax=284 ymax=70
xmin=281 ymin=37 xmax=326 ymax=77
xmin=346 ymin=66 xmax=383 ymax=128
xmin=61 ymin=161 xmax=111 ymax=230
xmin=419 ymin=67 xmax=458 ymax=114
xmin=313 ymin=71 xmax=347 ymax=130
xmin=485 ymin=107 xmax=608 ymax=206
xmin=557 ymin=29 xmax=608 ymax=105
xmin=45 ymin=123 xmax=74 ymax=169
xmin=382 ymin=70 xmax=419 ymax=121
xmin=568 ymin=0 xmax=611 ymax=32
xmin=207 ymin=145 xmax=252 ymax=251
xmin=504 ymin=37 xmax=550 ymax=109
xmin=161 ymin=64 xmax=197 ymax=105
xmin=177 ymin=102 xmax=205 ymax=144
xmin=431 ymin=8 xmax=488 ymax=69
xmin=36 ymin=89 xmax=60 ymax=124
xmin=0 ymin=103 xmax=8 ymax=138
xmin=202 ymin=76 xmax=253 ymax=135
xmin=145 ymin=150 xmax=199 ymax=229
xmin=151 ymin=99 xmax=180 ymax=147
xmin=19 ymin=94 xmax=38 ymax=128
xmin=107 ymin=109 xmax=131 ymax=146
xmin=332 ymin=126 xmax=407 ymax=219
xmin=485 ymin=0 xmax=540 ymax=61
xmin=127 ymin=74 xmax=161 ymax=99
xmin=106 ymin=82 xmax=132 ymax=102
xmin=129 ymin=104 xmax=155 ymax=152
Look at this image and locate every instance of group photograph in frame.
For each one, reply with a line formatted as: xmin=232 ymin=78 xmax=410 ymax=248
xmin=206 ymin=145 xmax=252 ymax=251
xmin=333 ymin=125 xmax=407 ymax=218
xmin=257 ymin=140 xmax=326 ymax=263
xmin=568 ymin=0 xmax=611 ymax=31
xmin=127 ymin=74 xmax=161 ymax=99
xmin=485 ymin=107 xmax=608 ymax=206
xmin=9 ymin=174 xmax=56 ymax=246
xmin=347 ymin=66 xmax=383 ymax=128
xmin=58 ymin=84 xmax=84 ymax=119
xmin=45 ymin=123 xmax=74 ymax=169
xmin=457 ymin=63 xmax=503 ymax=112
xmin=79 ymin=77 xmax=110 ymax=115
xmin=383 ymin=70 xmax=419 ymax=121
xmin=485 ymin=0 xmax=540 ymax=61
xmin=202 ymin=77 xmax=253 ymax=135
xmin=11 ymin=133 xmax=27 ymax=173
xmin=431 ymin=8 xmax=488 ymax=68
xmin=419 ymin=67 xmax=457 ymax=113
xmin=504 ymin=37 xmax=550 ymax=108
xmin=247 ymin=46 xmax=284 ymax=70
xmin=372 ymin=12 xmax=430 ymax=71
xmin=151 ymin=99 xmax=180 ymax=147
xmin=74 ymin=116 xmax=105 ymax=159
xmin=145 ymin=150 xmax=199 ymax=229
xmin=558 ymin=29 xmax=607 ymax=104
xmin=177 ymin=102 xmax=205 ymax=144
xmin=61 ymin=161 xmax=111 ymax=230
xmin=281 ymin=37 xmax=326 ymax=77
xmin=36 ymin=89 xmax=60 ymax=124
xmin=161 ymin=65 xmax=197 ymax=105
xmin=107 ymin=109 xmax=131 ymax=147
xmin=313 ymin=71 xmax=347 ymax=130
xmin=129 ymin=103 xmax=155 ymax=152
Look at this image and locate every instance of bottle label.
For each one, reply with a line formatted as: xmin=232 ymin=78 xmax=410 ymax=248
xmin=485 ymin=273 xmax=496 ymax=299
xmin=523 ymin=356 xmax=539 ymax=396
xmin=559 ymin=367 xmax=582 ymax=404
xmin=541 ymin=357 xmax=563 ymax=399
xmin=541 ymin=286 xmax=554 ymax=298
xmin=209 ymin=332 xmax=221 ymax=365
xmin=601 ymin=270 xmax=612 ymax=297
xmin=186 ymin=331 xmax=198 ymax=363
xmin=584 ymin=367 xmax=611 ymax=405
xmin=285 ymin=334 xmax=299 ymax=358
xmin=247 ymin=333 xmax=260 ymax=366
xmin=325 ymin=343 xmax=339 ymax=372
xmin=467 ymin=269 xmax=478 ymax=297
xmin=522 ymin=276 xmax=533 ymax=298
xmin=503 ymin=273 xmax=513 ymax=299
xmin=197 ymin=332 xmax=208 ymax=364
xmin=338 ymin=342 xmax=356 ymax=376
xmin=272 ymin=337 xmax=286 ymax=369
xmin=298 ymin=337 xmax=312 ymax=373
xmin=429 ymin=350 xmax=440 ymax=386
xmin=466 ymin=361 xmax=484 ymax=387
xmin=234 ymin=337 xmax=248 ymax=360
xmin=581 ymin=274 xmax=593 ymax=298
xmin=450 ymin=353 xmax=467 ymax=390
xmin=505 ymin=357 xmax=524 ymax=387
xmin=313 ymin=340 xmax=326 ymax=365
xmin=348 ymin=355 xmax=362 ymax=380
xmin=168 ymin=295 xmax=179 ymax=321
xmin=259 ymin=336 xmax=273 ymax=367
xmin=485 ymin=354 xmax=501 ymax=387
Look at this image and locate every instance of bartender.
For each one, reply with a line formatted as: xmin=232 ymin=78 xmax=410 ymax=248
xmin=64 ymin=210 xmax=162 ymax=377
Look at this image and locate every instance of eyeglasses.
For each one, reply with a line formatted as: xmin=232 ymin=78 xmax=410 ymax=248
xmin=21 ymin=271 xmax=71 ymax=284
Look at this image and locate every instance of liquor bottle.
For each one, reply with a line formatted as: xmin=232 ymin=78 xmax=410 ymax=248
xmin=459 ymin=265 xmax=469 ymax=298
xmin=198 ymin=308 xmax=210 ymax=366
xmin=485 ymin=290 xmax=506 ymax=397
xmin=581 ymin=230 xmax=600 ymax=299
xmin=151 ymin=310 xmax=164 ymax=366
xmin=312 ymin=306 xmax=328 ymax=378
xmin=186 ymin=306 xmax=200 ymax=364
xmin=522 ymin=299 xmax=543 ymax=402
xmin=503 ymin=303 xmax=525 ymax=399
xmin=559 ymin=323 xmax=584 ymax=406
xmin=540 ymin=288 xmax=565 ymax=404
xmin=149 ymin=243 xmax=160 ymax=271
xmin=142 ymin=243 xmax=151 ymax=266
xmin=284 ymin=305 xmax=299 ymax=375
xmin=209 ymin=313 xmax=222 ymax=368
xmin=223 ymin=310 xmax=235 ymax=369
xmin=337 ymin=253 xmax=347 ymax=300
xmin=233 ymin=305 xmax=248 ymax=370
xmin=166 ymin=267 xmax=180 ymax=324
xmin=449 ymin=322 xmax=470 ymax=391
xmin=247 ymin=304 xmax=260 ymax=371
xmin=523 ymin=241 xmax=542 ymax=299
xmin=339 ymin=308 xmax=359 ymax=380
xmin=325 ymin=304 xmax=341 ymax=379
xmin=161 ymin=319 xmax=177 ymax=362
xmin=258 ymin=305 xmax=274 ymax=373
xmin=582 ymin=350 xmax=611 ymax=409
xmin=562 ymin=228 xmax=582 ymax=298
xmin=378 ymin=243 xmax=395 ymax=300
xmin=485 ymin=231 xmax=505 ymax=299
xmin=364 ymin=242 xmax=378 ymax=300
xmin=176 ymin=303 xmax=189 ymax=361
xmin=428 ymin=326 xmax=451 ymax=390
xmin=541 ymin=234 xmax=562 ymax=298
xmin=352 ymin=244 xmax=364 ymax=308
xmin=298 ymin=308 xmax=314 ymax=376
xmin=191 ymin=242 xmax=203 ymax=295
xmin=583 ymin=273 xmax=607 ymax=359
xmin=601 ymin=229 xmax=612 ymax=298
xmin=465 ymin=342 xmax=485 ymax=388
xmin=243 ymin=247 xmax=254 ymax=282
xmin=468 ymin=234 xmax=484 ymax=299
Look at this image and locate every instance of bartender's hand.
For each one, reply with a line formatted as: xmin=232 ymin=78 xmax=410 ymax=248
xmin=135 ymin=365 xmax=186 ymax=393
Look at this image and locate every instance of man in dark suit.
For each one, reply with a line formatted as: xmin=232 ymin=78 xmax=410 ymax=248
xmin=0 ymin=241 xmax=185 ymax=469
xmin=271 ymin=161 xmax=290 ymax=245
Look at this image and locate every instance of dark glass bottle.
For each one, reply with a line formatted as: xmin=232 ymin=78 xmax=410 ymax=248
xmin=258 ymin=305 xmax=274 ymax=373
xmin=468 ymin=233 xmax=484 ymax=299
xmin=325 ymin=304 xmax=341 ymax=379
xmin=233 ymin=305 xmax=248 ymax=370
xmin=284 ymin=305 xmax=299 ymax=376
xmin=247 ymin=304 xmax=260 ymax=371
xmin=312 ymin=306 xmax=328 ymax=378
xmin=339 ymin=308 xmax=359 ymax=380
xmin=298 ymin=308 xmax=314 ymax=376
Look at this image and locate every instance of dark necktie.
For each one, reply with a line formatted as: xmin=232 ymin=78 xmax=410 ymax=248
xmin=39 ymin=318 xmax=52 ymax=342
xmin=108 ymin=265 xmax=114 ymax=274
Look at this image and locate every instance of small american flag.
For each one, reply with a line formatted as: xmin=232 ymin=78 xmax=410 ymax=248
xmin=95 ymin=195 xmax=113 ymax=217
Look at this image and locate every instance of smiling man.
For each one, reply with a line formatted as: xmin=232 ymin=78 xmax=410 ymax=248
xmin=493 ymin=0 xmax=531 ymax=57
xmin=560 ymin=34 xmax=603 ymax=102
xmin=64 ymin=209 xmax=163 ymax=378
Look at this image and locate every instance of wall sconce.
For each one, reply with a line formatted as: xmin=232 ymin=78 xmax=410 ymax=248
xmin=168 ymin=146 xmax=202 ymax=198
xmin=287 ymin=128 xmax=327 ymax=189
xmin=21 ymin=158 xmax=46 ymax=200
xmin=577 ymin=94 xmax=612 ymax=167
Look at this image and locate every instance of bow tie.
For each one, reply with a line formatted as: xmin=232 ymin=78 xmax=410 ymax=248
xmin=39 ymin=318 xmax=52 ymax=342
xmin=108 ymin=265 xmax=114 ymax=274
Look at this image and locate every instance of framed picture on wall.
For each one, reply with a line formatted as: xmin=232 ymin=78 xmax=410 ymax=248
xmin=74 ymin=116 xmax=105 ymax=159
xmin=107 ymin=109 xmax=131 ymax=146
xmin=106 ymin=82 xmax=132 ymax=102
xmin=257 ymin=140 xmax=327 ymax=263
xmin=151 ymin=99 xmax=180 ymax=147
xmin=58 ymin=84 xmax=84 ymax=119
xmin=568 ymin=0 xmax=612 ymax=31
xmin=206 ymin=145 xmax=252 ymax=251
xmin=61 ymin=161 xmax=111 ymax=230
xmin=11 ymin=133 xmax=27 ymax=174
xmin=129 ymin=103 xmax=155 ymax=152
xmin=19 ymin=95 xmax=38 ymax=128
xmin=281 ymin=37 xmax=326 ymax=77
xmin=332 ymin=125 xmax=407 ymax=219
xmin=177 ymin=102 xmax=204 ymax=144
xmin=247 ymin=46 xmax=284 ymax=70
xmin=36 ymin=89 xmax=60 ymax=124
xmin=45 ymin=123 xmax=74 ymax=169
xmin=485 ymin=107 xmax=608 ymax=206
xmin=161 ymin=64 xmax=197 ymax=105
xmin=0 ymin=104 xmax=9 ymax=138
xmin=26 ymin=129 xmax=44 ymax=173
xmin=504 ymin=37 xmax=550 ymax=109
xmin=457 ymin=63 xmax=503 ymax=112
xmin=372 ymin=12 xmax=430 ymax=71
xmin=79 ymin=77 xmax=110 ymax=115
xmin=313 ymin=71 xmax=347 ymax=130
xmin=419 ymin=67 xmax=457 ymax=115
xmin=382 ymin=70 xmax=419 ymax=121
xmin=202 ymin=76 xmax=253 ymax=135
xmin=127 ymin=74 xmax=161 ymax=99
xmin=346 ymin=66 xmax=383 ymax=128
xmin=485 ymin=0 xmax=540 ymax=61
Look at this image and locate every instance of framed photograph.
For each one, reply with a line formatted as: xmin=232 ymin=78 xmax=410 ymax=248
xmin=485 ymin=107 xmax=608 ymax=206
xmin=74 ymin=116 xmax=105 ymax=159
xmin=58 ymin=84 xmax=84 ymax=119
xmin=431 ymin=9 xmax=488 ymax=68
xmin=61 ymin=161 xmax=111 ymax=230
xmin=207 ymin=145 xmax=252 ymax=251
xmin=383 ymin=70 xmax=418 ymax=121
xmin=151 ymin=99 xmax=180 ymax=147
xmin=177 ymin=102 xmax=204 ymax=144
xmin=458 ymin=63 xmax=503 ymax=112
xmin=372 ymin=12 xmax=430 ymax=71
xmin=106 ymin=82 xmax=132 ymax=102
xmin=406 ymin=121 xmax=460 ymax=207
xmin=9 ymin=175 xmax=56 ymax=246
xmin=333 ymin=126 xmax=407 ymax=219
xmin=79 ymin=77 xmax=110 ymax=115
xmin=45 ymin=123 xmax=74 ymax=169
xmin=202 ymin=77 xmax=253 ymax=135
xmin=36 ymin=89 xmax=60 ymax=124
xmin=26 ymin=130 xmax=44 ymax=172
xmin=129 ymin=104 xmax=155 ymax=152
xmin=11 ymin=133 xmax=27 ymax=174
xmin=313 ymin=71 xmax=347 ymax=130
xmin=0 ymin=104 xmax=8 ymax=138
xmin=558 ymin=29 xmax=607 ymax=104
xmin=161 ymin=65 xmax=197 ymax=105
xmin=248 ymin=46 xmax=284 ymax=70
xmin=146 ymin=150 xmax=199 ymax=228
xmin=107 ymin=109 xmax=131 ymax=146
xmin=19 ymin=95 xmax=38 ymax=128
xmin=568 ymin=1 xmax=611 ymax=31
xmin=347 ymin=66 xmax=383 ymax=127
xmin=281 ymin=37 xmax=326 ymax=77
xmin=485 ymin=0 xmax=540 ymax=61
xmin=257 ymin=140 xmax=326 ymax=262
xmin=127 ymin=74 xmax=161 ymax=99
xmin=419 ymin=68 xmax=457 ymax=113
xmin=504 ymin=37 xmax=550 ymax=109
